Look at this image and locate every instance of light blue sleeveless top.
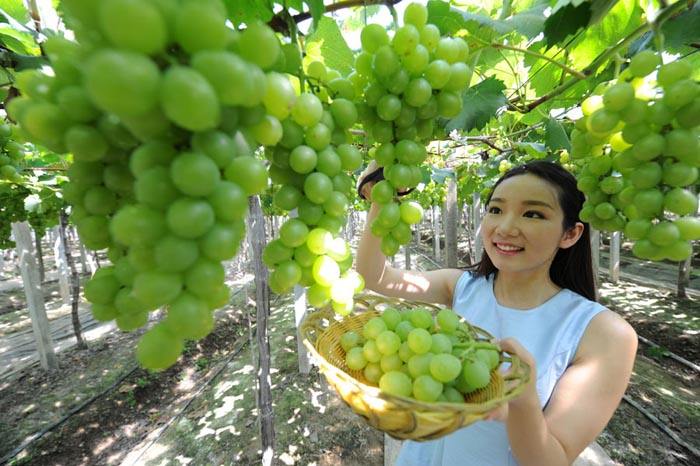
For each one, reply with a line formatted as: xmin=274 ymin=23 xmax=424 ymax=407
xmin=396 ymin=272 xmax=606 ymax=466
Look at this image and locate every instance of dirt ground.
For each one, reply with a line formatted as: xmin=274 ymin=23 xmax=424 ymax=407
xmin=0 ymin=236 xmax=698 ymax=466
xmin=0 ymin=276 xmax=383 ymax=466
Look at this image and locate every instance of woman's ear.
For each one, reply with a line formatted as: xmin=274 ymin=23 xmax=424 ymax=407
xmin=560 ymin=222 xmax=585 ymax=249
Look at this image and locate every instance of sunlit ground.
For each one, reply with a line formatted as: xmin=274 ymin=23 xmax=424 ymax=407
xmin=599 ymin=279 xmax=700 ymax=337
xmin=124 ymin=291 xmax=382 ymax=466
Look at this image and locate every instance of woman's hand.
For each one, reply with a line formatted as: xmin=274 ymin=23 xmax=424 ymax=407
xmin=483 ymin=338 xmax=539 ymax=422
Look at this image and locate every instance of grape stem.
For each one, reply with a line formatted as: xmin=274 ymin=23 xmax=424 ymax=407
xmin=472 ymin=38 xmax=586 ymax=80
xmin=268 ymin=0 xmax=403 ymax=35
xmin=27 ymin=0 xmax=42 ymax=33
xmin=454 ymin=341 xmax=499 ymax=351
xmin=461 ymin=136 xmax=505 ymax=153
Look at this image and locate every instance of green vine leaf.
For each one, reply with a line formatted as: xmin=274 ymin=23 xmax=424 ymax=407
xmin=305 ymin=16 xmax=354 ymax=76
xmin=285 ymin=0 xmax=304 ymax=12
xmin=305 ymin=0 xmax=325 ymax=30
xmin=0 ymin=0 xmax=30 ymax=24
xmin=661 ymin=2 xmax=700 ymax=53
xmin=224 ymin=0 xmax=274 ymax=26
xmin=545 ymin=118 xmax=571 ymax=151
xmin=505 ymin=5 xmax=547 ymax=39
xmin=522 ymin=42 xmax=566 ymax=96
xmin=568 ymin=0 xmax=642 ymax=73
xmin=427 ymin=0 xmax=545 ymax=40
xmin=427 ymin=0 xmax=490 ymax=37
xmin=544 ymin=0 xmax=620 ymax=47
xmin=544 ymin=1 xmax=591 ymax=47
xmin=342 ymin=5 xmax=382 ymax=32
xmin=445 ymin=76 xmax=507 ymax=133
xmin=0 ymin=26 xmax=40 ymax=55
xmin=429 ymin=167 xmax=455 ymax=184
xmin=519 ymin=107 xmax=548 ymax=126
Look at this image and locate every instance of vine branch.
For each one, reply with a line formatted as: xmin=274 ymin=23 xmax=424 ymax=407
xmin=268 ymin=0 xmax=402 ymax=34
xmin=462 ymin=136 xmax=504 ymax=153
xmin=510 ymin=0 xmax=690 ymax=113
xmin=475 ymin=39 xmax=586 ymax=80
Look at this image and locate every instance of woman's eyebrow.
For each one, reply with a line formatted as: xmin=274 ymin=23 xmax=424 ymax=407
xmin=489 ymin=197 xmax=554 ymax=210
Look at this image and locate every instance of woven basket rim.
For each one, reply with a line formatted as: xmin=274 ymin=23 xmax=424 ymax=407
xmin=300 ymin=292 xmax=531 ymax=413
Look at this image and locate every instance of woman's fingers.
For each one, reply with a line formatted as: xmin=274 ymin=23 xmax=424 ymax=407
xmin=496 ymin=338 xmax=537 ymax=381
xmin=483 ymin=404 xmax=508 ymax=422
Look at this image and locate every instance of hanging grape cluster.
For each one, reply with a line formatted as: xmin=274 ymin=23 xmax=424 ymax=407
xmin=571 ymin=50 xmax=700 ymax=261
xmin=0 ymin=122 xmax=25 ymax=183
xmin=341 ymin=307 xmax=500 ymax=402
xmin=263 ymin=73 xmax=367 ymax=315
xmin=7 ymin=0 xmax=482 ymax=370
xmin=354 ymin=3 xmax=471 ymax=256
xmin=9 ymin=0 xmax=289 ymax=370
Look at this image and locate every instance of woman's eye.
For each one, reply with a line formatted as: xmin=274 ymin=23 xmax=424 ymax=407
xmin=524 ymin=211 xmax=544 ymax=219
xmin=487 ymin=206 xmax=500 ymax=214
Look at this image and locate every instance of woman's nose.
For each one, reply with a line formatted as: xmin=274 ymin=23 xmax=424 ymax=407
xmin=495 ymin=215 xmax=520 ymax=236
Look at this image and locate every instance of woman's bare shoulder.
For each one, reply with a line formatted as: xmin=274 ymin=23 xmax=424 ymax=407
xmin=577 ymin=310 xmax=637 ymax=360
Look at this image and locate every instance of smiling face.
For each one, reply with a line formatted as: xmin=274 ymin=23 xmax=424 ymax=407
xmin=481 ymin=173 xmax=580 ymax=276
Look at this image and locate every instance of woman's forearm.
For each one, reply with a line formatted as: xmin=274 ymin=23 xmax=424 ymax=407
xmin=356 ymin=203 xmax=389 ymax=291
xmin=507 ymin=395 xmax=569 ymax=466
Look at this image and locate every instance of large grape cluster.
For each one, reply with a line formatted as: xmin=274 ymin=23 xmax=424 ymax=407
xmin=571 ymin=51 xmax=700 ymax=261
xmin=9 ymin=0 xmax=289 ymax=370
xmin=355 ymin=3 xmax=471 ymax=256
xmin=0 ymin=122 xmax=25 ymax=183
xmin=262 ymin=69 xmax=368 ymax=314
xmin=342 ymin=307 xmax=500 ymax=402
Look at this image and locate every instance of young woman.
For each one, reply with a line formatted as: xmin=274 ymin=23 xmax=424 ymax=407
xmin=356 ymin=161 xmax=637 ymax=466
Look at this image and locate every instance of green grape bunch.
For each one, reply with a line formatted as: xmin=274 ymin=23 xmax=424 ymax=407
xmin=0 ymin=122 xmax=26 ymax=183
xmin=571 ymin=50 xmax=700 ymax=262
xmin=263 ymin=61 xmax=365 ymax=315
xmin=354 ymin=3 xmax=473 ymax=257
xmin=341 ymin=307 xmax=500 ymax=402
xmin=9 ymin=0 xmax=294 ymax=371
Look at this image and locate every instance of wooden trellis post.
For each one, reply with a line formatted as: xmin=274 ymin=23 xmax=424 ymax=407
xmin=78 ymin=241 xmax=88 ymax=273
xmin=53 ymin=226 xmax=71 ymax=306
xmin=591 ymin=229 xmax=600 ymax=300
xmin=678 ymin=191 xmax=698 ymax=298
xmin=609 ymin=231 xmax=621 ymax=283
xmin=59 ymin=211 xmax=86 ymax=349
xmin=472 ymin=192 xmax=483 ymax=263
xmin=677 ymin=254 xmax=692 ymax=299
xmin=404 ymin=241 xmax=411 ymax=270
xmin=444 ymin=175 xmax=458 ymax=268
xmin=432 ymin=205 xmax=441 ymax=262
xmin=79 ymin=241 xmax=98 ymax=275
xmin=294 ymin=285 xmax=310 ymax=373
xmin=11 ymin=221 xmax=58 ymax=371
xmin=34 ymin=230 xmax=45 ymax=283
xmin=289 ymin=209 xmax=311 ymax=374
xmin=247 ymin=196 xmax=275 ymax=466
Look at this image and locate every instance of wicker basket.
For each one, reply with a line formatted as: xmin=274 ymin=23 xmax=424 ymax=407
xmin=300 ymin=293 xmax=531 ymax=441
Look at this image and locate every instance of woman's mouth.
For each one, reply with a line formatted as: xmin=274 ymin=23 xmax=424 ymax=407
xmin=494 ymin=242 xmax=524 ymax=255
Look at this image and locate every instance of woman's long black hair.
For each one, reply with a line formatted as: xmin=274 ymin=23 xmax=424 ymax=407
xmin=468 ymin=161 xmax=597 ymax=301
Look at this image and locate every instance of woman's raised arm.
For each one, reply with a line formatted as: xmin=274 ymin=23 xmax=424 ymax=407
xmin=356 ymin=202 xmax=463 ymax=307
